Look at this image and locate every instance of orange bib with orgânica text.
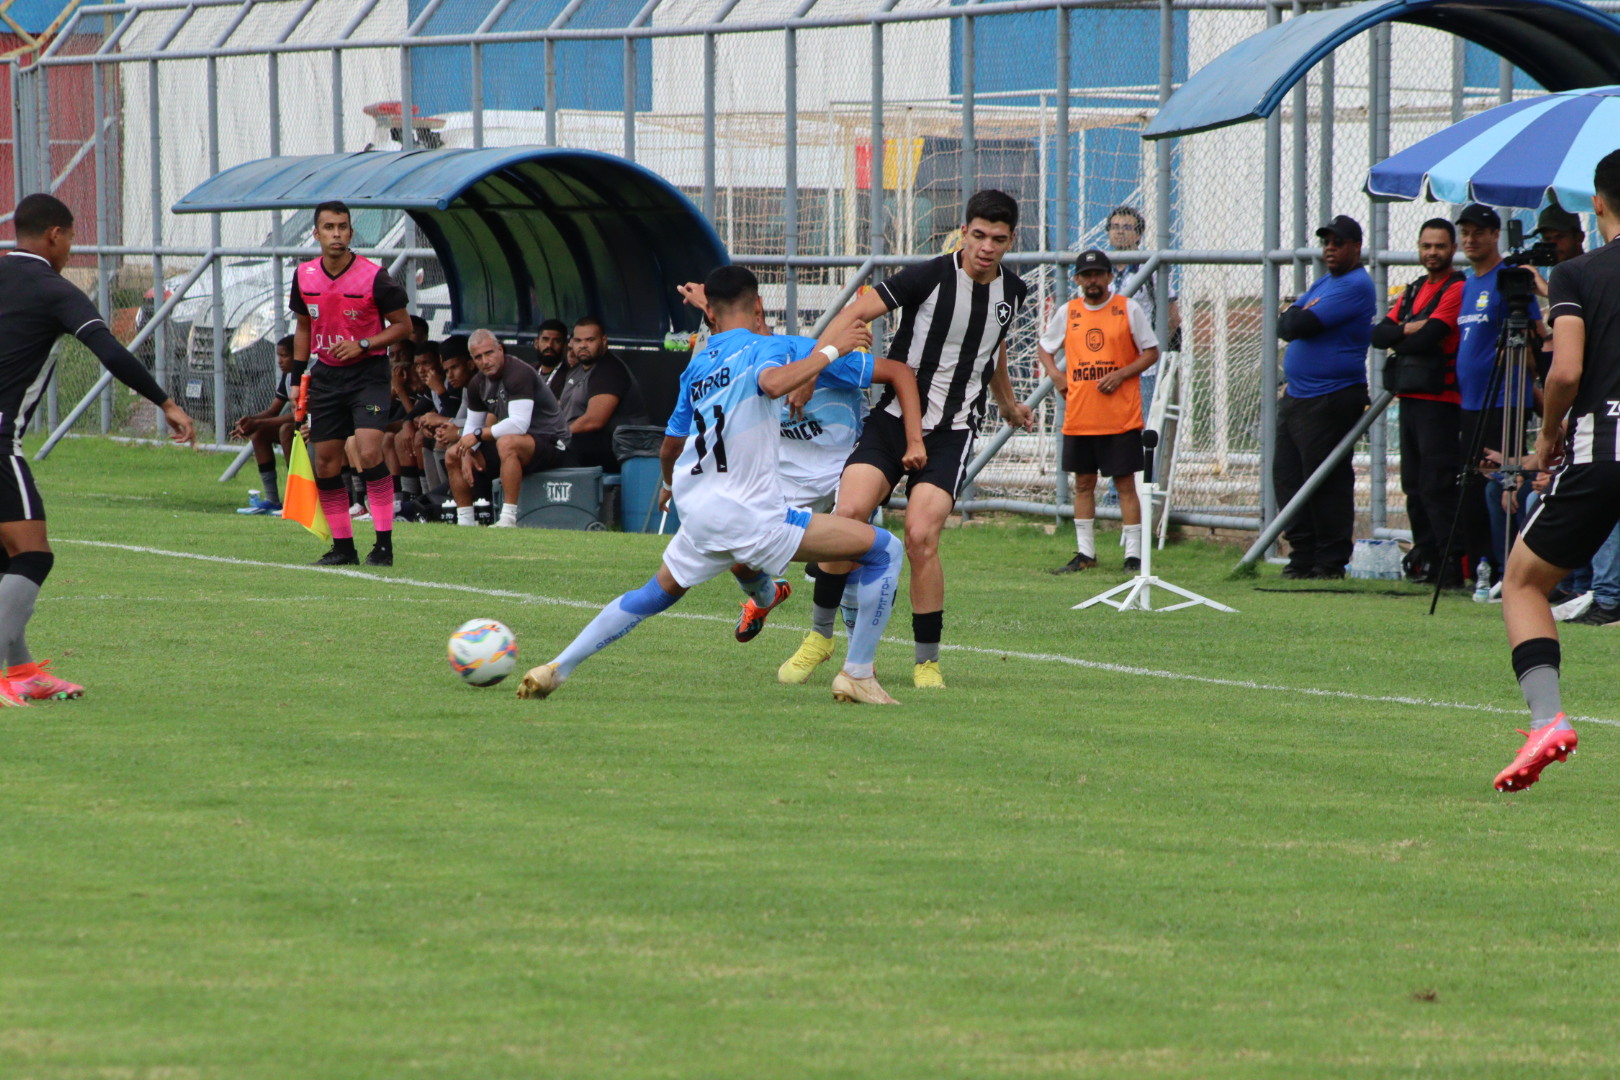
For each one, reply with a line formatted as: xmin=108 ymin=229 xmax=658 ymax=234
xmin=1061 ymin=296 xmax=1143 ymax=435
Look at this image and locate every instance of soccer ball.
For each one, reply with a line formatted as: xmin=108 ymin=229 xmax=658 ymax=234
xmin=447 ymin=618 xmax=518 ymax=686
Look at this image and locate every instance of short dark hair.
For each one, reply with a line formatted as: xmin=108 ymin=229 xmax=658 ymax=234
xmin=14 ymin=193 xmax=73 ymax=238
xmin=703 ymin=265 xmax=760 ymax=311
xmin=1419 ymin=218 xmax=1456 ymax=242
xmin=276 ymin=334 xmax=295 ymax=352
xmin=417 ymin=339 xmax=440 ymax=356
xmin=1596 ymin=149 xmax=1620 ymax=210
xmin=964 ymin=189 xmax=1018 ymax=230
xmin=1108 ymin=206 xmax=1145 ymax=233
xmin=440 ymin=334 xmax=470 ymax=361
xmin=537 ymin=318 xmax=568 ymax=336
xmin=313 ymin=200 xmax=351 ymax=226
xmin=573 ymin=315 xmax=606 ymax=335
xmin=409 ymin=315 xmax=428 ymax=336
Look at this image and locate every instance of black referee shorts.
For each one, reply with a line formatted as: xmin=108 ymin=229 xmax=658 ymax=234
xmin=1519 ymin=462 xmax=1620 ymax=570
xmin=0 ymin=454 xmax=44 ymax=523
xmin=308 ymin=356 xmax=392 ymax=443
xmin=845 ymin=410 xmax=976 ymax=501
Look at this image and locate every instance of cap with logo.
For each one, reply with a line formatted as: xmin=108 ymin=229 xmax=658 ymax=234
xmin=1073 ymin=249 xmax=1113 ymax=275
xmin=1456 ymin=203 xmax=1502 ymax=231
xmin=1314 ymin=215 xmax=1363 ymax=244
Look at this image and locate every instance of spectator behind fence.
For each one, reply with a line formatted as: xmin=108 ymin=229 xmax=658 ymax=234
xmin=230 ymin=333 xmax=305 ymax=515
xmin=1370 ymin=218 xmax=1466 ymax=586
xmin=534 ymin=318 xmax=568 ymax=380
xmin=1452 ymin=202 xmax=1546 ymax=586
xmin=1037 ymin=249 xmax=1159 ymax=574
xmin=1274 ymin=214 xmax=1376 ymax=580
xmin=447 ymin=329 xmax=569 ymax=528
xmin=1106 ymin=205 xmax=1180 ymax=422
xmin=551 ymin=315 xmax=647 ymax=473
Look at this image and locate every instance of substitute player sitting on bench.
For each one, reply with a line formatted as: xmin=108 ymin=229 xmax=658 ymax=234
xmin=1037 ymin=249 xmax=1159 ymax=573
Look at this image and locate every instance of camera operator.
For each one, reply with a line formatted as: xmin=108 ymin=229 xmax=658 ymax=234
xmin=1492 ymin=149 xmax=1620 ymax=792
xmin=1453 ymin=203 xmax=1547 ymax=588
xmin=1370 ymin=219 xmax=1466 ymax=586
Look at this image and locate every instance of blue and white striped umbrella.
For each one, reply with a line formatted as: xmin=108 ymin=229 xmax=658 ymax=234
xmin=1366 ymin=85 xmax=1620 ymax=211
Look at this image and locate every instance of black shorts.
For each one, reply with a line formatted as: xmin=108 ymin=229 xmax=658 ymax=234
xmin=0 ymin=455 xmax=44 ymax=523
xmin=845 ymin=410 xmax=976 ymax=501
xmin=1520 ymin=462 xmax=1620 ymax=570
xmin=480 ymin=436 xmax=566 ymax=478
xmin=1062 ymin=431 xmax=1144 ymax=478
xmin=307 ymin=356 xmax=392 ymax=443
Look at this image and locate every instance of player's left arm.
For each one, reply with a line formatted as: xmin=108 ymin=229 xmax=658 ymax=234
xmin=872 ymin=357 xmax=927 ymax=470
xmin=989 ymin=340 xmax=1033 ymax=431
xmin=55 ymin=285 xmax=193 ymax=444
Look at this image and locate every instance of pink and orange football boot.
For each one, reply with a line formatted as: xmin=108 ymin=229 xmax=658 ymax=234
xmin=7 ymin=660 xmax=84 ymax=701
xmin=1494 ymin=716 xmax=1577 ymax=792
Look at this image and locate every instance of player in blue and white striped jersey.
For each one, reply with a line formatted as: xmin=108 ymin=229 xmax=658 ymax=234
xmin=516 ymin=266 xmax=910 ymax=705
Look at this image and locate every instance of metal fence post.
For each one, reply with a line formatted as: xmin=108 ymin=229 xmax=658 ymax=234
xmin=1260 ymin=3 xmax=1282 ymax=528
xmin=961 ymin=13 xmax=975 ymax=201
xmin=208 ymin=54 xmax=227 ymax=447
xmin=784 ymin=25 xmax=798 ymax=333
xmin=93 ymin=58 xmax=111 ymax=433
xmin=1155 ymin=0 xmax=1173 ymax=349
xmin=1290 ymin=0 xmax=1307 ymax=297
xmin=1054 ymin=8 xmax=1069 ymax=253
xmin=1368 ymin=22 xmax=1391 ymax=532
xmin=147 ymin=59 xmax=166 ymax=398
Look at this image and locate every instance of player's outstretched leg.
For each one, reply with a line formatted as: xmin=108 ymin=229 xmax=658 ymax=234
xmin=0 ymin=547 xmax=55 ymax=705
xmin=779 ymin=567 xmax=847 ymax=684
xmin=731 ymin=566 xmax=791 ymax=643
xmin=517 ymin=569 xmax=686 ymax=700
xmin=1495 ymin=538 xmax=1578 ymax=791
xmin=831 ymin=527 xmax=904 ymax=705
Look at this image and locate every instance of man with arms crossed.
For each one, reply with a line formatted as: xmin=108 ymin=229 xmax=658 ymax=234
xmin=1037 ymin=249 xmax=1159 ymax=573
xmin=1494 ymin=151 xmax=1620 ymax=792
xmin=517 ymin=266 xmax=904 ymax=705
xmin=0 ymin=193 xmax=195 ymax=703
xmin=291 ymin=200 xmax=413 ymax=566
xmin=447 ymin=330 xmax=568 ymax=528
xmin=780 ymin=189 xmax=1034 ymax=690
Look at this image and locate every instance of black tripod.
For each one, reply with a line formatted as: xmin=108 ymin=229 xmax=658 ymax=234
xmin=1429 ymin=283 xmax=1537 ymax=615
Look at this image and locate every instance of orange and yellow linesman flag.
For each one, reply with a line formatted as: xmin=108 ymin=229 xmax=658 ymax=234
xmin=282 ymin=432 xmax=330 ymax=541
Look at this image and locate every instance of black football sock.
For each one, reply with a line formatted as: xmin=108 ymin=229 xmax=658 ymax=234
xmin=811 ymin=569 xmax=851 ymax=637
xmin=913 ymin=610 xmax=943 ymax=664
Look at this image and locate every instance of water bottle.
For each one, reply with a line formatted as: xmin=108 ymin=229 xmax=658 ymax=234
xmin=1473 ymin=560 xmax=1492 ymax=603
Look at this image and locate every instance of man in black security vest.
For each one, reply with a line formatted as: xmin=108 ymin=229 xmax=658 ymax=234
xmin=1370 ymin=218 xmax=1467 ymax=585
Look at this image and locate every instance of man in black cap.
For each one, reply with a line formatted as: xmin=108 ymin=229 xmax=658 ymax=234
xmin=1453 ymin=202 xmax=1545 ymax=589
xmin=1036 ymin=249 xmax=1159 ymax=572
xmin=1273 ymin=214 xmax=1376 ymax=579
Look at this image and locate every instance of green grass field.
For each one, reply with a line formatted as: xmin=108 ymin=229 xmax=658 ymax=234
xmin=4 ymin=438 xmax=1620 ymax=1079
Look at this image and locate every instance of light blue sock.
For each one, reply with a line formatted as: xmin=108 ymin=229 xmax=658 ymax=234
xmin=839 ymin=579 xmax=859 ymax=634
xmin=734 ymin=569 xmax=777 ymax=607
xmin=552 ymin=574 xmax=680 ymax=679
xmin=845 ymin=529 xmax=903 ymax=678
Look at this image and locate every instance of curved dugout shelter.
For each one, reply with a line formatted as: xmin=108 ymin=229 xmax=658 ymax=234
xmin=1144 ymin=0 xmax=1620 ymax=139
xmin=173 ymin=147 xmax=728 ymax=344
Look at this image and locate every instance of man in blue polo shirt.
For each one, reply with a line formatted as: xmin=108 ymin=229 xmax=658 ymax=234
xmin=1274 ymin=214 xmax=1376 ymax=579
xmin=1453 ymin=202 xmax=1545 ymax=587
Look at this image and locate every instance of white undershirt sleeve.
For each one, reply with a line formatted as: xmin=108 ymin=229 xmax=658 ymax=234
xmin=489 ymin=398 xmax=533 ymax=438
xmin=462 ymin=409 xmax=487 ymax=438
xmin=1125 ymin=298 xmax=1160 ymax=353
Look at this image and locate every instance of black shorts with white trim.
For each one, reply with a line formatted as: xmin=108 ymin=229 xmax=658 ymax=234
xmin=844 ymin=410 xmax=976 ymax=501
xmin=0 ymin=454 xmax=45 ymax=523
xmin=1519 ymin=462 xmax=1620 ymax=571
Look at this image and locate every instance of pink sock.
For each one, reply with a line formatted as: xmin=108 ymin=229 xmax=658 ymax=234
xmin=366 ymin=476 xmax=395 ymax=533
xmin=319 ymin=487 xmax=354 ymax=540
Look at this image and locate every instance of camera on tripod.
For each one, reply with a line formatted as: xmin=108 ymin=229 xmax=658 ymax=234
xmin=1502 ymin=218 xmax=1558 ymax=272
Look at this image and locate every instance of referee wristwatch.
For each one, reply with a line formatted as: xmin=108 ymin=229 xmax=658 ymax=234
xmin=358 ymin=337 xmax=371 ymax=352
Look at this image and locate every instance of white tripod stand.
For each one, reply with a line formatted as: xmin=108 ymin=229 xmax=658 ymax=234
xmin=1073 ymin=430 xmax=1236 ymax=614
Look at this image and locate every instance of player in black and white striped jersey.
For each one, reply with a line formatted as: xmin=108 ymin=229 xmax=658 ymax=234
xmin=1494 ymin=149 xmax=1620 ymax=792
xmin=781 ymin=190 xmax=1034 ymax=691
xmin=0 ymin=193 xmax=194 ymax=706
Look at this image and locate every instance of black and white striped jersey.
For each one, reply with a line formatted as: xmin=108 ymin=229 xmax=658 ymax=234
xmin=1548 ymin=239 xmax=1620 ymax=464
xmin=871 ymin=252 xmax=1028 ymax=432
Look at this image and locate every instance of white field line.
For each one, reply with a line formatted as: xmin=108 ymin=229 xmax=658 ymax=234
xmin=57 ymin=538 xmax=1620 ymax=727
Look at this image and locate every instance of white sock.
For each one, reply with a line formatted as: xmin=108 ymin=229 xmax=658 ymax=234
xmin=500 ymin=502 xmax=518 ymax=523
xmin=1074 ymin=518 xmax=1095 ymax=558
xmin=1123 ymin=524 xmax=1142 ymax=560
xmin=456 ymin=505 xmax=476 ymax=526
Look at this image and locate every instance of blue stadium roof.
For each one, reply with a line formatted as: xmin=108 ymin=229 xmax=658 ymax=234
xmin=173 ymin=147 xmax=727 ymax=343
xmin=1145 ymin=0 xmax=1620 ymax=139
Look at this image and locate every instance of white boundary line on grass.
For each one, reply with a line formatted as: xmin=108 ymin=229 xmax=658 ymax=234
xmin=58 ymin=539 xmax=1620 ymax=727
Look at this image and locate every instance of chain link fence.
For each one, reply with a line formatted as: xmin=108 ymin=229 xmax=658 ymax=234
xmin=1 ymin=0 xmax=1564 ymax=538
